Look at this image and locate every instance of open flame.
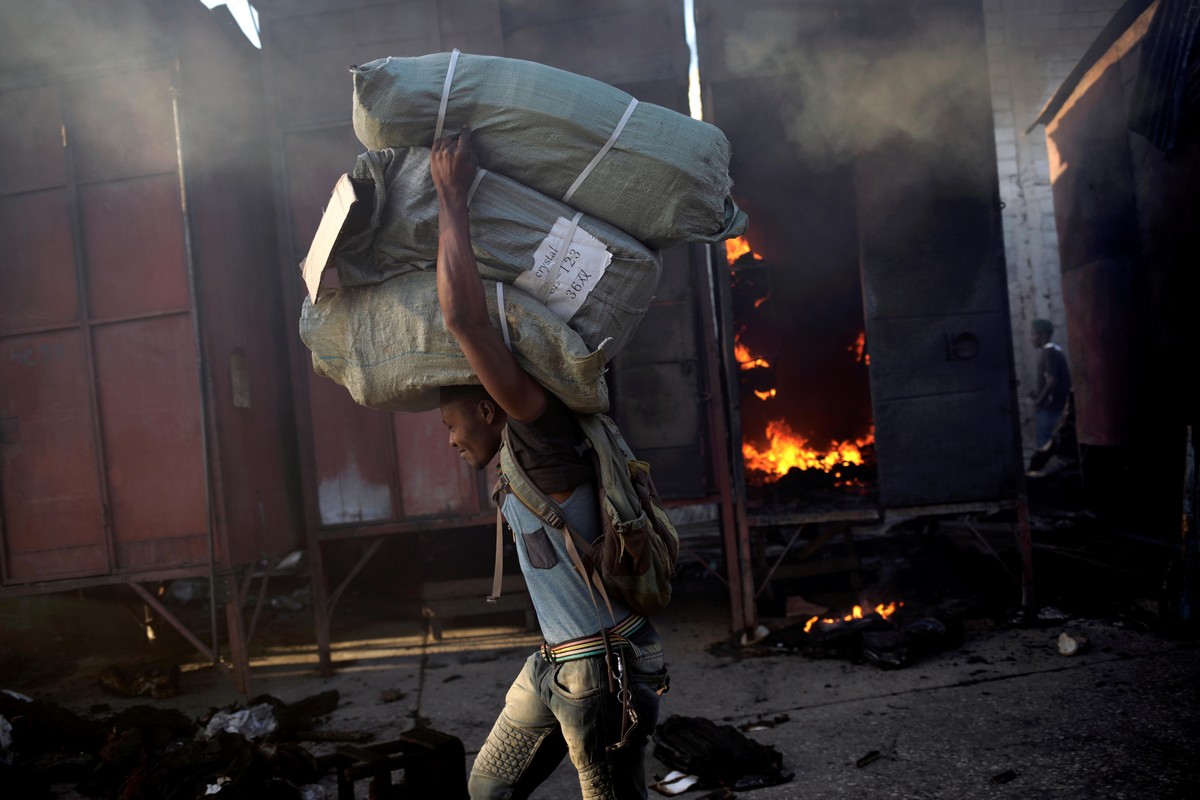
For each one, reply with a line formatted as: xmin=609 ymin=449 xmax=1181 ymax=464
xmin=734 ymin=333 xmax=776 ymax=400
xmin=743 ymin=419 xmax=874 ymax=480
xmin=733 ymin=339 xmax=772 ymax=371
xmin=724 ymin=236 xmax=874 ymax=483
xmin=725 ymin=235 xmax=762 ymax=264
xmin=803 ymin=601 xmax=902 ymax=633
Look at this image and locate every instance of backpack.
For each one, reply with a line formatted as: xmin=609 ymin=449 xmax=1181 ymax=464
xmin=488 ymin=413 xmax=679 ymax=620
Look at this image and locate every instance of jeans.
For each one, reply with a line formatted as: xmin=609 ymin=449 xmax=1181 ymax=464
xmin=1036 ymin=407 xmax=1061 ymax=449
xmin=469 ymin=638 xmax=668 ymax=800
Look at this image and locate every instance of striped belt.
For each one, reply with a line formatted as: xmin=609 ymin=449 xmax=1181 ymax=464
xmin=540 ymin=615 xmax=653 ymax=663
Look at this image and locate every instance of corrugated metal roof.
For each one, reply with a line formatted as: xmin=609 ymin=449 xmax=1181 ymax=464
xmin=1128 ymin=0 xmax=1200 ymax=151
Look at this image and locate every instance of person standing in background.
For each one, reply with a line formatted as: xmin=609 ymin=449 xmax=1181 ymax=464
xmin=1029 ymin=318 xmax=1072 ymax=449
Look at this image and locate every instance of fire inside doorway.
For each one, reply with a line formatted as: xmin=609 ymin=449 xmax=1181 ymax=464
xmin=700 ymin=0 xmax=1018 ymax=516
xmin=698 ymin=0 xmax=1024 ymax=625
xmin=725 ymin=230 xmax=877 ymax=514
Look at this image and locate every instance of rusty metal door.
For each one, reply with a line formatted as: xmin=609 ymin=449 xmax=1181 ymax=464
xmin=853 ymin=2 xmax=1018 ymax=508
xmin=0 ymin=65 xmax=210 ymax=583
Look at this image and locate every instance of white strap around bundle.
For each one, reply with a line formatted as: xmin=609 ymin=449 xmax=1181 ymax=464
xmin=496 ymin=282 xmax=512 ymax=353
xmin=562 ymin=97 xmax=638 ymax=204
xmin=467 ymin=167 xmax=487 ymax=207
xmin=433 ymin=50 xmax=636 ymax=208
xmin=433 ymin=48 xmax=461 ymax=142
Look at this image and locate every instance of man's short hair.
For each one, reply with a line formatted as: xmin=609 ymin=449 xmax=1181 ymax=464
xmin=1031 ymin=318 xmax=1054 ymax=338
xmin=439 ymin=384 xmax=494 ymax=412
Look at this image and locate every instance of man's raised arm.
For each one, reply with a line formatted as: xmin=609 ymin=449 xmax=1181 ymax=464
xmin=430 ymin=125 xmax=547 ymax=422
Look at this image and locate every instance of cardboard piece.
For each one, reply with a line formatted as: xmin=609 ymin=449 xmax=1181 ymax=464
xmin=302 ymin=173 xmax=358 ymax=302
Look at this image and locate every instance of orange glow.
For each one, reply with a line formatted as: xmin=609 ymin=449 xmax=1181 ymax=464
xmin=742 ymin=419 xmax=874 ymax=478
xmin=725 ymin=236 xmax=762 ymax=265
xmin=733 ymin=340 xmax=772 ymax=371
xmin=804 ymin=601 xmax=903 ymax=633
xmin=754 ymin=389 xmax=777 ymax=401
xmin=851 ymin=331 xmax=869 ymax=365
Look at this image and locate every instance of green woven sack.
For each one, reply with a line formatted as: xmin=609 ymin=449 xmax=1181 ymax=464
xmin=351 ymin=50 xmax=748 ymax=249
xmin=334 ymin=147 xmax=661 ymax=356
xmin=299 ymin=271 xmax=610 ymax=414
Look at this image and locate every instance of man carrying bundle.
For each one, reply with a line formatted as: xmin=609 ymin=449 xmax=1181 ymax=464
xmin=431 ymin=125 xmax=670 ymax=799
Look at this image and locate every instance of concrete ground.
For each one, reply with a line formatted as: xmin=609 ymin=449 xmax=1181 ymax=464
xmin=2 ymin=520 xmax=1198 ymax=799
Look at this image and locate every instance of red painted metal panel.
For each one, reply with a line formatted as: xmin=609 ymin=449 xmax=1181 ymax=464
xmin=306 ymin=368 xmax=397 ymax=526
xmin=0 ymin=84 xmax=67 ymax=195
xmin=0 ymin=329 xmax=107 ymax=582
xmin=394 ymin=408 xmax=482 ymax=518
xmin=0 ymin=189 xmax=78 ymax=333
xmin=1061 ymin=258 xmax=1142 ymax=447
xmin=80 ymin=174 xmax=190 ymax=320
xmin=69 ymin=67 xmax=178 ymax=184
xmin=92 ymin=315 xmax=208 ymax=569
xmin=283 ymin=126 xmax=363 ymax=255
xmin=261 ymin=2 xmax=441 ymax=130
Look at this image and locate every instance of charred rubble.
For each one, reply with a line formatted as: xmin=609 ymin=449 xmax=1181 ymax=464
xmin=0 ymin=689 xmax=339 ymax=799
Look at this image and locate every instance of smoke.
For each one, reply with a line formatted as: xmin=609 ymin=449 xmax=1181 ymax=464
xmin=722 ymin=8 xmax=985 ymax=167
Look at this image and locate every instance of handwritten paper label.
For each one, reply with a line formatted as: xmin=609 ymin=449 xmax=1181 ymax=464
xmin=515 ymin=217 xmax=612 ymax=322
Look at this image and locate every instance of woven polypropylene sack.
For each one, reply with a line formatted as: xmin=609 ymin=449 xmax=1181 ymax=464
xmin=299 ymin=271 xmax=610 ymax=414
xmin=335 ymin=148 xmax=662 ymax=356
xmin=350 ymin=51 xmax=748 ymax=249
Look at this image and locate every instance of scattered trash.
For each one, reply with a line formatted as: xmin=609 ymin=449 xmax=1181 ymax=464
xmin=203 ymin=703 xmax=278 ymax=740
xmin=738 ymin=713 xmax=790 ymax=732
xmin=651 ymin=770 xmax=701 ymax=796
xmin=274 ymin=549 xmax=305 ymax=572
xmin=653 ymin=715 xmax=793 ymax=792
xmin=1057 ymin=631 xmax=1090 ymax=656
xmin=270 ymin=586 xmax=313 ymax=611
xmin=204 ymin=776 xmax=231 ymax=795
xmin=855 ymin=749 xmax=882 ymax=768
xmin=0 ymin=690 xmax=343 ymax=798
xmin=1038 ymin=606 xmax=1070 ymax=621
xmin=98 ymin=663 xmax=180 ymax=699
xmin=163 ymin=578 xmax=208 ymax=605
xmin=0 ymin=714 xmax=12 ymax=765
xmin=380 ymin=689 xmax=405 ymax=703
xmin=739 ymin=624 xmax=771 ymax=646
xmin=991 ymin=768 xmax=1019 ymax=784
xmin=862 ymin=617 xmax=949 ymax=669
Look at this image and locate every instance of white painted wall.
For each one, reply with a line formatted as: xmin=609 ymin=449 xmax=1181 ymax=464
xmin=983 ymin=0 xmax=1127 ymax=454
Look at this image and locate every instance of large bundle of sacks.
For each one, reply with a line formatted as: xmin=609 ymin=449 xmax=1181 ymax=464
xmin=333 ymin=148 xmax=661 ymax=355
xmin=351 ymin=50 xmax=747 ymax=249
xmin=302 ymin=49 xmax=747 ymax=412
xmin=300 ymin=272 xmax=611 ymax=414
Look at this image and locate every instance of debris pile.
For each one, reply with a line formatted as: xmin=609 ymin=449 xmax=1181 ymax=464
xmin=651 ymin=714 xmax=793 ymax=796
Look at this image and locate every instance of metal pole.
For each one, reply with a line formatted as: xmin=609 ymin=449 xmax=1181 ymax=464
xmin=170 ymin=66 xmax=223 ymax=668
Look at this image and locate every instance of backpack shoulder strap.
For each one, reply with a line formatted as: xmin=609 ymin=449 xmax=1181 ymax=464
xmin=492 ymin=424 xmax=617 ymax=623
